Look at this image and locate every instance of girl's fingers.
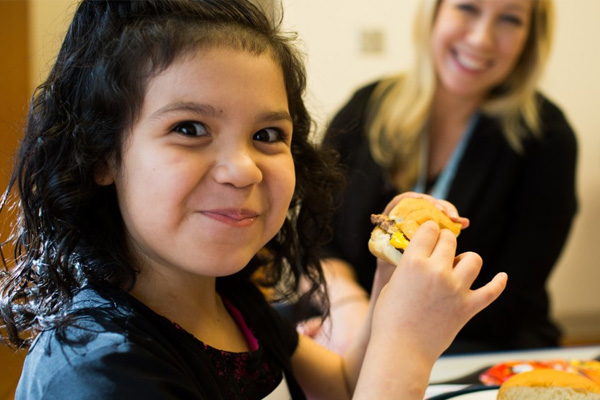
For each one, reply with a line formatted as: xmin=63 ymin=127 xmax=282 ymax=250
xmin=403 ymin=224 xmax=458 ymax=271
xmin=402 ymin=220 xmax=441 ymax=258
xmin=428 ymin=228 xmax=458 ymax=263
xmin=452 ymin=251 xmax=483 ymax=286
xmin=469 ymin=272 xmax=508 ymax=314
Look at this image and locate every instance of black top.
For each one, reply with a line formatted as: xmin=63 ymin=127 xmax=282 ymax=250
xmin=322 ymin=81 xmax=578 ymax=353
xmin=16 ymin=282 xmax=305 ymax=399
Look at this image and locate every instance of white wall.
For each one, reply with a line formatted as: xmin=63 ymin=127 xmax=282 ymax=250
xmin=282 ymin=0 xmax=418 ymax=130
xmin=30 ymin=0 xmax=600 ymax=330
xmin=281 ymin=0 xmax=600 ymax=328
xmin=542 ymin=1 xmax=600 ymax=320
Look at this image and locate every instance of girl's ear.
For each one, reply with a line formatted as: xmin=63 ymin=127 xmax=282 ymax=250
xmin=95 ymin=159 xmax=116 ymax=186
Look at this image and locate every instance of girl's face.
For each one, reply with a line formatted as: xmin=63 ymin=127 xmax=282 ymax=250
xmin=100 ymin=47 xmax=295 ymax=282
xmin=431 ymin=0 xmax=533 ymax=100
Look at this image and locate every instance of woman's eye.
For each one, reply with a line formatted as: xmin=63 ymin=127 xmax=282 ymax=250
xmin=253 ymin=127 xmax=287 ymax=143
xmin=500 ymin=14 xmax=524 ymax=26
xmin=173 ymin=121 xmax=209 ymax=137
xmin=456 ymin=3 xmax=479 ymax=15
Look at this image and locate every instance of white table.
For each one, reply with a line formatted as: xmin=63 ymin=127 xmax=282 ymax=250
xmin=429 ymin=344 xmax=600 ymax=384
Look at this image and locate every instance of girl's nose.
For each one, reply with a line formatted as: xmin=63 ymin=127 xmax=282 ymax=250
xmin=212 ymin=147 xmax=263 ymax=188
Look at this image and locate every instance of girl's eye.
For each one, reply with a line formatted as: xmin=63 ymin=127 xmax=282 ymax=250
xmin=173 ymin=121 xmax=209 ymax=137
xmin=253 ymin=127 xmax=287 ymax=143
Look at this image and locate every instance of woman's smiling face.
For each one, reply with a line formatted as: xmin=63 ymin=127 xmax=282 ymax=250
xmin=431 ymin=0 xmax=533 ymax=100
xmin=99 ymin=47 xmax=295 ymax=281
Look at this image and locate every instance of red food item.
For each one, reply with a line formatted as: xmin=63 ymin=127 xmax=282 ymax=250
xmin=479 ymin=359 xmax=600 ymax=385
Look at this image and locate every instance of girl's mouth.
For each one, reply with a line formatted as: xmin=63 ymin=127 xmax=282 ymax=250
xmin=202 ymin=208 xmax=259 ymax=227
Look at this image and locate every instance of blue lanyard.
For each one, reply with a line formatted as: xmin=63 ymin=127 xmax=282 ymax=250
xmin=412 ymin=113 xmax=479 ymax=200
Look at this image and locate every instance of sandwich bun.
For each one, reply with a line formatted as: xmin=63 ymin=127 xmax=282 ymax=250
xmin=497 ymin=369 xmax=600 ymax=400
xmin=368 ymin=226 xmax=405 ymax=265
xmin=368 ymin=197 xmax=463 ymax=265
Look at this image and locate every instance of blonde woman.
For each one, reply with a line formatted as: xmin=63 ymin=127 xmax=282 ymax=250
xmin=316 ymin=0 xmax=577 ymax=354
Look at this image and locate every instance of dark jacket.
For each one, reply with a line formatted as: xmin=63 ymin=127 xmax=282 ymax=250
xmin=322 ymin=81 xmax=578 ymax=353
xmin=16 ymin=283 xmax=305 ymax=399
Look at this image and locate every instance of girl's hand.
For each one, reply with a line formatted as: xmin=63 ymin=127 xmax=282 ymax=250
xmin=371 ymin=220 xmax=507 ymax=362
xmin=368 ymin=191 xmax=473 ymax=309
xmin=354 ymin=221 xmax=506 ymax=399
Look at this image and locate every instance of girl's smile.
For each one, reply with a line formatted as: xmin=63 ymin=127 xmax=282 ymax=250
xmin=201 ymin=208 xmax=259 ymax=227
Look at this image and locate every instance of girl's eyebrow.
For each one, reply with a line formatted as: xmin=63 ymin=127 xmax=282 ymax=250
xmin=150 ymin=102 xmax=223 ymax=120
xmin=149 ymin=101 xmax=293 ymax=124
xmin=258 ymin=110 xmax=293 ymax=124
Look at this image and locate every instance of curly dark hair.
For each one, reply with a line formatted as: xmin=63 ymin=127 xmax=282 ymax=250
xmin=0 ymin=0 xmax=343 ymax=347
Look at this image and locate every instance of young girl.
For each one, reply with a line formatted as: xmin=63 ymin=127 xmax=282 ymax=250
xmin=0 ymin=1 xmax=506 ymax=399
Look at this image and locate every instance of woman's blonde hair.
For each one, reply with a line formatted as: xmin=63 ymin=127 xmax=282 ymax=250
xmin=367 ymin=0 xmax=554 ymax=191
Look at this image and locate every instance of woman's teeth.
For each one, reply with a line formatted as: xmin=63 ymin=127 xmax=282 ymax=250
xmin=455 ymin=51 xmax=489 ymax=71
